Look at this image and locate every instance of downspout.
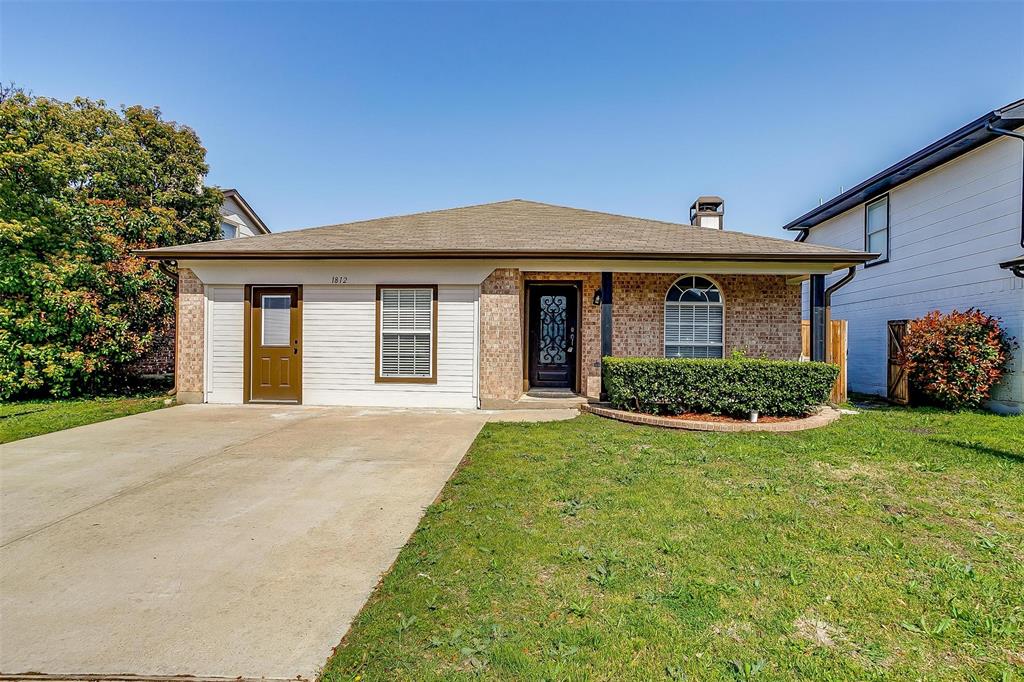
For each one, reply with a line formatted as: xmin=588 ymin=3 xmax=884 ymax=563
xmin=985 ymin=123 xmax=1024 ymax=249
xmin=824 ymin=266 xmax=857 ymax=308
xmin=822 ymin=266 xmax=857 ymax=359
xmin=155 ymin=259 xmax=179 ymax=397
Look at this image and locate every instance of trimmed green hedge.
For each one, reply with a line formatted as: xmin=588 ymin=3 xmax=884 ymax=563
xmin=602 ymin=357 xmax=839 ymax=417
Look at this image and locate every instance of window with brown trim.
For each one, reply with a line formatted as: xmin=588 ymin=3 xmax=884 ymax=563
xmin=376 ymin=285 xmax=438 ymax=383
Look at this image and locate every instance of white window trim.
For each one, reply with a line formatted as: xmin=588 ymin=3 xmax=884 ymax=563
xmin=376 ymin=285 xmax=437 ymax=383
xmin=260 ymin=294 xmax=292 ymax=347
xmin=864 ymin=195 xmax=889 ymax=265
xmin=664 ymin=275 xmax=726 ymax=359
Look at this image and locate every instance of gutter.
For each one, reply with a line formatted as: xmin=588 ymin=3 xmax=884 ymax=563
xmin=1001 ymin=256 xmax=1024 ymax=278
xmin=134 ymin=249 xmax=877 ymax=264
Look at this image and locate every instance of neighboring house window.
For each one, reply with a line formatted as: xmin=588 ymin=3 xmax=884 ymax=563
xmin=865 ymin=195 xmax=889 ymax=264
xmin=377 ymin=286 xmax=437 ymax=382
xmin=221 ymin=222 xmax=239 ymax=239
xmin=664 ymin=276 xmax=724 ymax=359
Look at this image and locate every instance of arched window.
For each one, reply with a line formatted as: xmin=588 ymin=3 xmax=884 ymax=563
xmin=664 ymin=276 xmax=724 ymax=358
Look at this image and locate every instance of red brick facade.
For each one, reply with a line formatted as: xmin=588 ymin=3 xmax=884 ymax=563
xmin=176 ymin=267 xmax=205 ymax=403
xmin=479 ymin=268 xmax=524 ymax=403
xmin=478 ymin=269 xmax=803 ymax=404
xmin=612 ymin=273 xmax=802 ymax=359
xmin=126 ymin=323 xmax=175 ymax=376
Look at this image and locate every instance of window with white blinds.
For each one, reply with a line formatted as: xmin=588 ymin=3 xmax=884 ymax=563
xmin=664 ymin=276 xmax=724 ymax=359
xmin=260 ymin=295 xmax=292 ymax=346
xmin=378 ymin=287 xmax=435 ymax=380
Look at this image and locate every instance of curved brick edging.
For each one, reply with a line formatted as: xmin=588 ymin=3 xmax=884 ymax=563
xmin=581 ymin=403 xmax=841 ymax=432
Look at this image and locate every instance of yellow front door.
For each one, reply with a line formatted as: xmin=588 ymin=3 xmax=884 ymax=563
xmin=249 ymin=286 xmax=301 ymax=403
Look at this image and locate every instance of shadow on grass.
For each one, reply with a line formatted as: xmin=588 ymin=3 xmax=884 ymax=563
xmin=930 ymin=436 xmax=1024 ymax=464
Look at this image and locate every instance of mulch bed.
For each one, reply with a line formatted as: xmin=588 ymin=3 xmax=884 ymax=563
xmin=582 ymin=403 xmax=841 ymax=432
xmin=666 ymin=412 xmax=799 ymax=424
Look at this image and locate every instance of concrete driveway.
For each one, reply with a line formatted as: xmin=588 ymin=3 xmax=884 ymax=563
xmin=0 ymin=404 xmax=507 ymax=680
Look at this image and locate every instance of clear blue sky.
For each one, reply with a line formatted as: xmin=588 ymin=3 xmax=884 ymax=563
xmin=2 ymin=1 xmax=1021 ymax=236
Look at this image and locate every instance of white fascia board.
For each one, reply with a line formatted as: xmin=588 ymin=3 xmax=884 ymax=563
xmin=178 ymin=258 xmax=849 ymax=286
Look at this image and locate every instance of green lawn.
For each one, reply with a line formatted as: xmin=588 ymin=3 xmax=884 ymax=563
xmin=0 ymin=394 xmax=171 ymax=444
xmin=323 ymin=407 xmax=1023 ymax=681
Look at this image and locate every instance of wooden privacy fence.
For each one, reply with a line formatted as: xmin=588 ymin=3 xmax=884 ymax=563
xmin=801 ymin=319 xmax=848 ymax=404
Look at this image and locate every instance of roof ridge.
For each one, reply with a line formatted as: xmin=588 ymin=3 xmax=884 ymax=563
xmin=276 ymin=197 xmax=822 ymax=248
xmin=199 ymin=196 xmax=858 ymax=253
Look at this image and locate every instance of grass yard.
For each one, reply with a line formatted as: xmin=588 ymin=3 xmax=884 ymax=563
xmin=323 ymin=406 xmax=1023 ymax=681
xmin=0 ymin=394 xmax=170 ymax=444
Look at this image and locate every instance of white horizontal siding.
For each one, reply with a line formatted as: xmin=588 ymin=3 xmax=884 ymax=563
xmin=301 ymin=284 xmax=478 ymax=408
xmin=207 ymin=286 xmax=245 ymax=404
xmin=802 ymin=133 xmax=1023 ymax=413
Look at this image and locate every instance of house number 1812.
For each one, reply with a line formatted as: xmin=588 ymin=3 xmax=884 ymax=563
xmin=331 ymin=276 xmax=348 ymax=284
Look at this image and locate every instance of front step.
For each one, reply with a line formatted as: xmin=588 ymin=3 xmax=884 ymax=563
xmin=481 ymin=392 xmax=590 ymax=410
xmin=525 ymin=388 xmax=580 ymax=399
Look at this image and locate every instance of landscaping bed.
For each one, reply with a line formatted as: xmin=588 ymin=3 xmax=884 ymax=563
xmin=582 ymin=403 xmax=840 ymax=432
xmin=322 ymin=406 xmax=1023 ymax=681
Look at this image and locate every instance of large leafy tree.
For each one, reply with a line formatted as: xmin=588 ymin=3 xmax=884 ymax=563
xmin=0 ymin=87 xmax=222 ymax=399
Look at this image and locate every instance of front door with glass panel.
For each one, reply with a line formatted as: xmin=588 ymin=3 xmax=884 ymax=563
xmin=528 ymin=285 xmax=578 ymax=390
xmin=249 ymin=286 xmax=301 ymax=402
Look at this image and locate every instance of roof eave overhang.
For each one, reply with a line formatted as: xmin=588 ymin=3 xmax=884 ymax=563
xmin=136 ymin=249 xmax=876 ymax=265
xmin=783 ymin=100 xmax=1024 ymax=232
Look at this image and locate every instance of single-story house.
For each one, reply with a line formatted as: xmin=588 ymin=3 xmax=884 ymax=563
xmin=784 ymin=99 xmax=1023 ymax=414
xmin=141 ymin=199 xmax=873 ymax=408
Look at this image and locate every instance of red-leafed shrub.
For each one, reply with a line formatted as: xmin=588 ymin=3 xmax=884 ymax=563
xmin=900 ymin=309 xmax=1015 ymax=409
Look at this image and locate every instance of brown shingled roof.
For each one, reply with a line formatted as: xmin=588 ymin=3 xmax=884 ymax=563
xmin=140 ymin=199 xmax=876 ymax=263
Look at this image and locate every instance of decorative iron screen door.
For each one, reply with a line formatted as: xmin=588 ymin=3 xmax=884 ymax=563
xmin=528 ymin=285 xmax=578 ymax=390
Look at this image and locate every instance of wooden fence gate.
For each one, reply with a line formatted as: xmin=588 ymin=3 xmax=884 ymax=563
xmin=887 ymin=320 xmax=910 ymax=405
xmin=800 ymin=319 xmax=848 ymax=404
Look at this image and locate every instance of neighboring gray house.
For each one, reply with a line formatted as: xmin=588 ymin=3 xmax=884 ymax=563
xmin=219 ymin=188 xmax=271 ymax=239
xmin=785 ymin=100 xmax=1024 ymax=414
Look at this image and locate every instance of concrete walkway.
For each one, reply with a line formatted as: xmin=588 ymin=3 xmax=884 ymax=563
xmin=0 ymin=404 xmax=572 ymax=680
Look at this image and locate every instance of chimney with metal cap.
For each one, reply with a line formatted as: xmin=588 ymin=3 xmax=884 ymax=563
xmin=689 ymin=196 xmax=724 ymax=230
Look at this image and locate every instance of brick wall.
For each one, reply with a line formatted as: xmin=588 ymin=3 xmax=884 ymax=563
xmin=479 ymin=268 xmax=524 ymax=403
xmin=478 ymin=270 xmax=801 ymax=404
xmin=125 ymin=323 xmax=175 ymax=376
xmin=612 ymin=273 xmax=802 ymax=360
xmin=176 ymin=267 xmax=205 ymax=403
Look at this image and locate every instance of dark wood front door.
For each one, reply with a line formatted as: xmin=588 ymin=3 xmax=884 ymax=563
xmin=249 ymin=286 xmax=302 ymax=403
xmin=887 ymin=319 xmax=909 ymax=405
xmin=528 ymin=285 xmax=578 ymax=390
